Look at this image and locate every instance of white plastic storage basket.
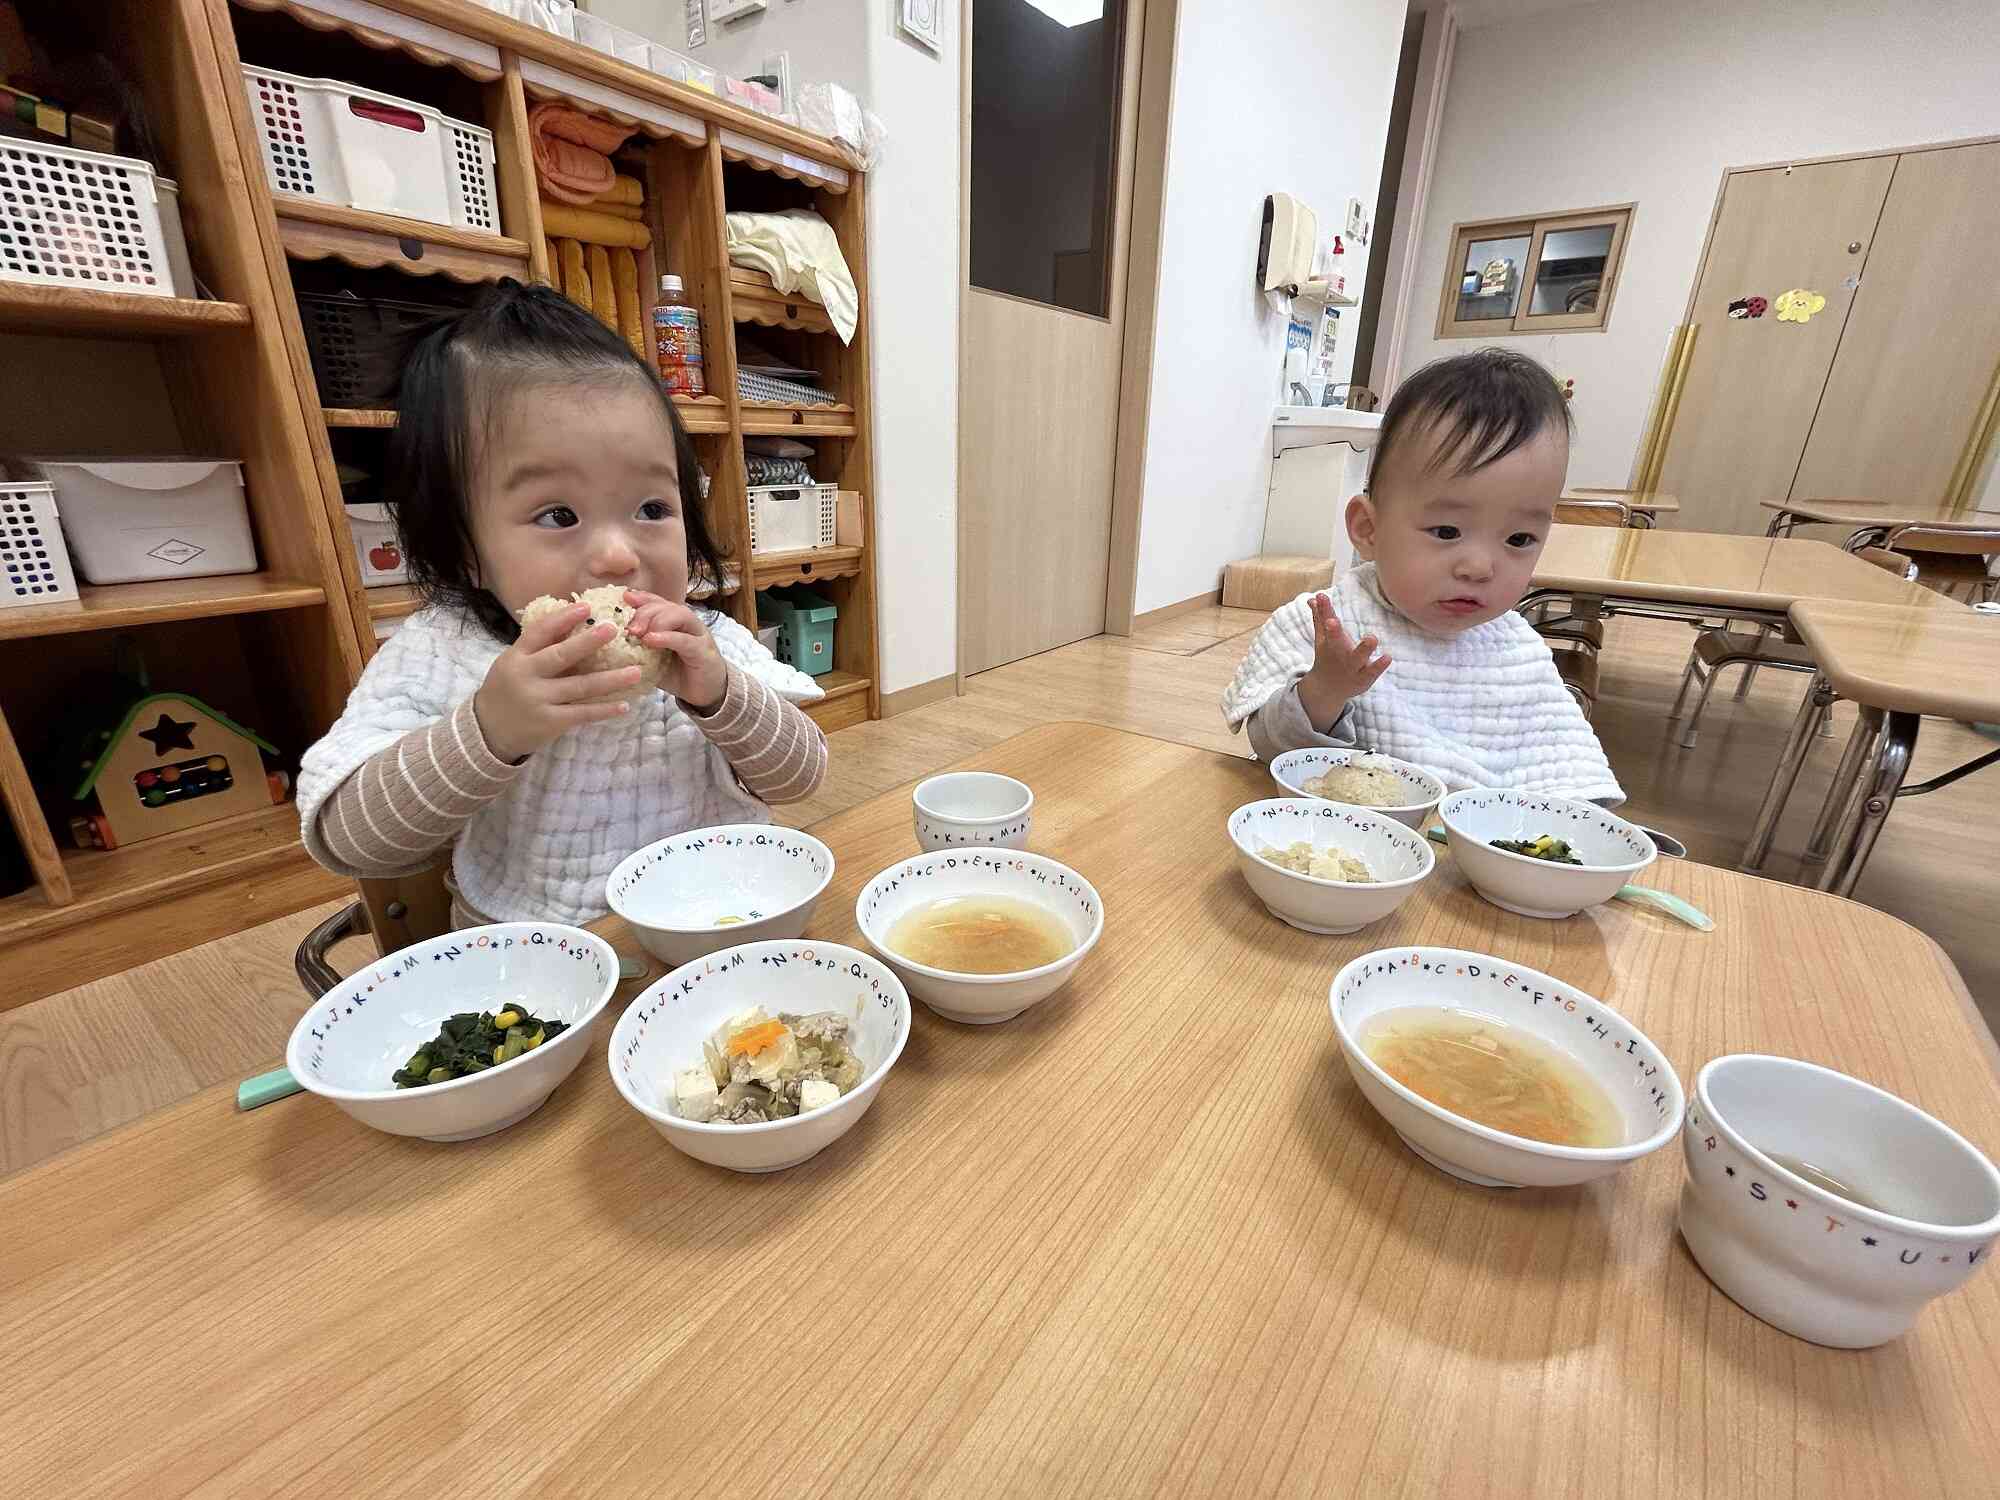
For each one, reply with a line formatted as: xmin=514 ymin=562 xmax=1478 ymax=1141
xmin=239 ymin=64 xmax=499 ymax=233
xmin=472 ymin=0 xmax=576 ymax=36
xmin=0 ymin=139 xmax=180 ymax=297
xmin=37 ymin=460 xmax=255 ymax=584
xmin=0 ymin=482 xmax=80 ymax=608
xmin=748 ymin=482 xmax=838 ymax=555
xmin=575 ymin=12 xmax=652 ymax=64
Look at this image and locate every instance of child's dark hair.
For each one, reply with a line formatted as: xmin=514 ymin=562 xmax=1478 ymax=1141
xmin=384 ymin=279 xmax=724 ymax=641
xmin=1367 ymin=347 xmax=1573 ymax=493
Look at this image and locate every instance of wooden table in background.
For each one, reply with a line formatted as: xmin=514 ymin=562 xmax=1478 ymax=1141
xmin=1745 ymin=601 xmax=2000 ymax=895
xmin=1527 ymin=523 xmax=1949 ymax=628
xmin=1763 ymin=496 xmax=2000 ymax=549
xmin=5 ymin=723 xmax=2000 ymax=1495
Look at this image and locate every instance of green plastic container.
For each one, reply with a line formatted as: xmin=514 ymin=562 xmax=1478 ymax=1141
xmin=756 ymin=585 xmax=837 ymax=677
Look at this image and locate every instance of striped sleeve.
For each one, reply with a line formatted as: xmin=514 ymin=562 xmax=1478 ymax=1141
xmin=311 ymin=697 xmax=523 ymax=878
xmin=688 ymin=665 xmax=828 ymax=805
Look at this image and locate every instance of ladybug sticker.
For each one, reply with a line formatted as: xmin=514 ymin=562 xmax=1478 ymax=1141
xmin=1726 ymin=295 xmax=1768 ymax=319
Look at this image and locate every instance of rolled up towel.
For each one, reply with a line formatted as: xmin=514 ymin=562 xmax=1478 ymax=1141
xmin=597 ymin=173 xmax=645 ymax=207
xmin=557 ymin=238 xmax=591 ymax=311
xmin=611 ymin=249 xmax=645 ymax=359
xmin=541 ymin=199 xmax=651 ymax=249
xmin=529 ymin=103 xmax=634 ymax=206
xmin=587 ymin=244 xmax=617 ymax=326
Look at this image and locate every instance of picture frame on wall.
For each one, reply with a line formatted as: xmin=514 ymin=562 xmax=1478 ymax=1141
xmin=897 ymin=0 xmax=942 ymax=53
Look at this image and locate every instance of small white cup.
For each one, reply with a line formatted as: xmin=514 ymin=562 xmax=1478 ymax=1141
xmin=1679 ymin=1055 xmax=2000 ymax=1347
xmin=912 ymin=772 xmax=1033 ymax=851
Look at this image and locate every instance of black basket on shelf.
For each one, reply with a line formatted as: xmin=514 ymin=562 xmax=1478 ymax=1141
xmin=297 ymin=290 xmax=454 ymax=408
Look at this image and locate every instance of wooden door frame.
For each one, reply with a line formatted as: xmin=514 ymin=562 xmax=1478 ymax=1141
xmin=955 ymin=0 xmax=1177 ymax=689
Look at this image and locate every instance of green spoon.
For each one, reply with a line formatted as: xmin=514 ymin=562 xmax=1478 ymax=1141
xmin=1423 ymin=826 xmax=1713 ymax=932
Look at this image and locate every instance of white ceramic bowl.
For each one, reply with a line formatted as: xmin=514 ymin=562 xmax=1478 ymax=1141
xmin=1679 ymin=1054 xmax=2000 ymax=1347
xmin=856 ymin=849 xmax=1103 ymax=1025
xmin=1226 ymin=797 xmax=1433 ymax=935
xmin=1329 ymin=945 xmax=1685 ymax=1188
xmin=1437 ymin=789 xmax=1657 ymax=919
xmin=607 ymin=940 xmax=910 ymax=1173
xmin=285 ymin=923 xmax=620 ymax=1142
xmin=1268 ymin=748 xmax=1445 ymax=830
xmin=912 ymin=772 xmax=1034 ymax=851
xmin=606 ymin=824 xmax=834 ymax=967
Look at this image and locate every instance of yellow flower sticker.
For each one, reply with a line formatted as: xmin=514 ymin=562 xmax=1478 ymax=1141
xmin=1774 ymin=288 xmax=1827 ymax=324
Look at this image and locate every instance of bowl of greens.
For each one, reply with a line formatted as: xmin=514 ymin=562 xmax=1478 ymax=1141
xmin=284 ymin=922 xmax=621 ymax=1141
xmin=1437 ymin=789 xmax=1656 ymax=920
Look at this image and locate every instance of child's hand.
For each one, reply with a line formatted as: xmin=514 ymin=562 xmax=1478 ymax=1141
xmin=625 ymin=590 xmax=728 ymax=713
xmin=475 ymin=603 xmax=639 ymax=762
xmin=1297 ymin=592 xmax=1390 ymax=732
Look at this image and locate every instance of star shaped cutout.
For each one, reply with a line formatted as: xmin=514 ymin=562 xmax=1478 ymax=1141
xmin=1724 ymin=1166 xmax=1736 ymax=1177
xmin=1785 ymin=1200 xmax=1798 ymax=1210
xmin=1862 ymin=1236 xmax=1878 ymax=1247
xmin=136 ymin=711 xmax=197 ymax=756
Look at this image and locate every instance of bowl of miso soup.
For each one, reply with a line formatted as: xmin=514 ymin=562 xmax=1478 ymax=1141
xmin=1328 ymin=945 xmax=1684 ymax=1188
xmin=856 ymin=849 xmax=1104 ymax=1024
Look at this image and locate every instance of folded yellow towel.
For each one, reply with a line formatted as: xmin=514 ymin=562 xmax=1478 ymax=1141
xmin=557 ymin=238 xmax=591 ymax=311
xmin=597 ymin=174 xmax=644 ymax=206
xmin=611 ymin=249 xmax=645 ymax=360
xmin=541 ymin=200 xmax=651 ymax=249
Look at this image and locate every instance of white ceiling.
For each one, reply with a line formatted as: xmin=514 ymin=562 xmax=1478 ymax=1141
xmin=1441 ymin=0 xmax=1612 ymax=28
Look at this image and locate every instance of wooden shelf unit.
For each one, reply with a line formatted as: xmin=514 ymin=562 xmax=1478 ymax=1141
xmin=273 ymin=195 xmax=532 ymax=283
xmin=0 ymin=0 xmax=371 ymax=1005
xmin=323 ymin=408 xmax=400 ymax=428
xmin=0 ymin=283 xmax=252 ymax=337
xmin=752 ymin=545 xmax=864 ymax=588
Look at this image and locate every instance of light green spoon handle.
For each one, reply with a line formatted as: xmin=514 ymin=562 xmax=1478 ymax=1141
xmin=237 ymin=1067 xmax=304 ymax=1111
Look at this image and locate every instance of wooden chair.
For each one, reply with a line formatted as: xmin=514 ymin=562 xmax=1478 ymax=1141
xmin=1668 ymin=547 xmax=1912 ymax=751
xmin=296 ymin=867 xmax=456 ymax=998
xmin=1860 ymin=523 xmax=2000 ymax=603
xmin=1553 ymin=645 xmax=1600 ymax=718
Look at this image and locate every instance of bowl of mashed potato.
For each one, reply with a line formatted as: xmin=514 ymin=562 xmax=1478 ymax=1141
xmin=1226 ymin=797 xmax=1434 ymax=935
xmin=1269 ymin=749 xmax=1444 ymax=830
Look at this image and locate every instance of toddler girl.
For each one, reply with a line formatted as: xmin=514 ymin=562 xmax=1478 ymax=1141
xmin=299 ymin=281 xmax=827 ymax=926
xmin=1223 ymin=347 xmax=1623 ymax=803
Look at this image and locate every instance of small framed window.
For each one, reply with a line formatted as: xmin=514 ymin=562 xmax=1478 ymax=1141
xmin=1436 ymin=204 xmax=1633 ymax=337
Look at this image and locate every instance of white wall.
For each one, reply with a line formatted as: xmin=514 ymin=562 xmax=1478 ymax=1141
xmin=1130 ymin=0 xmax=1409 ymax=615
xmin=582 ymin=0 xmax=870 ymax=96
xmin=860 ymin=0 xmax=959 ymax=693
xmin=1396 ymin=0 xmax=2000 ymax=491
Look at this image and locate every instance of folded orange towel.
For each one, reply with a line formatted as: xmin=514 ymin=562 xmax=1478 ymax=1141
xmin=529 ymin=103 xmax=634 ymax=206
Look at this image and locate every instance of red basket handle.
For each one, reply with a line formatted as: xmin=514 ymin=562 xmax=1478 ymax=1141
xmin=348 ymin=97 xmax=428 ymax=133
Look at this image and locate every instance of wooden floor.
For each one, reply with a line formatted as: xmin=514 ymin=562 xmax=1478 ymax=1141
xmin=4 ymin=606 xmax=1995 ymax=1176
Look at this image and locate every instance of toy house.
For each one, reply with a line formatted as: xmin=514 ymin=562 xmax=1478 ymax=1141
xmin=70 ymin=693 xmax=287 ymax=851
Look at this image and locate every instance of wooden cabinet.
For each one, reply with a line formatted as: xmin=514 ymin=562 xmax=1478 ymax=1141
xmin=1657 ymin=138 xmax=2000 ymax=536
xmin=0 ymin=0 xmax=878 ymax=1004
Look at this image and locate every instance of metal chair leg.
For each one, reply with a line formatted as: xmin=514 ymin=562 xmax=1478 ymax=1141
xmin=1804 ymin=712 xmax=1880 ymax=863
xmin=1679 ymin=656 xmax=1728 ymax=750
xmin=1820 ymin=710 xmax=1918 ymax=898
xmin=1741 ymin=673 xmax=1833 ymax=872
xmin=1668 ymin=652 xmax=1701 ymax=723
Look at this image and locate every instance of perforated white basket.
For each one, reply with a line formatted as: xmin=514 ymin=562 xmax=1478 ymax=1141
xmin=748 ymin=482 xmax=839 ymax=554
xmin=0 ymin=482 xmax=80 ymax=609
xmin=0 ymin=140 xmax=177 ymax=296
xmin=239 ymin=64 xmax=499 ymax=234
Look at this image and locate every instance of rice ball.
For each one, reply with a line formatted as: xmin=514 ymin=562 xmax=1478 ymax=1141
xmin=519 ymin=585 xmax=662 ymax=699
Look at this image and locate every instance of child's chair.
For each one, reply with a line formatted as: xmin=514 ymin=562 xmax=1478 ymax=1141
xmin=295 ymin=866 xmax=456 ymax=998
xmin=1858 ymin=523 xmax=1999 ymax=604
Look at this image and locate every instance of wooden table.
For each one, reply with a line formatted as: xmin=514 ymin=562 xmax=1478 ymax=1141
xmin=7 ymin=723 xmax=2000 ymax=1496
xmin=1744 ymin=601 xmax=2000 ymax=893
xmin=1528 ymin=525 xmax=1950 ymax=628
xmin=1763 ymin=496 xmax=2000 ymax=549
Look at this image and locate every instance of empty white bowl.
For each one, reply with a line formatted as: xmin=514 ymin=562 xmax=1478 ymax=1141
xmin=285 ymin=923 xmax=621 ymax=1142
xmin=1437 ymin=789 xmax=1656 ymax=919
xmin=856 ymin=849 xmax=1103 ymax=1025
xmin=1268 ymin=748 xmax=1445 ymax=830
xmin=1226 ymin=797 xmax=1432 ymax=935
xmin=1679 ymin=1055 xmax=2000 ymax=1347
xmin=606 ymin=824 xmax=834 ymax=966
xmin=607 ymin=940 xmax=910 ymax=1173
xmin=1329 ymin=945 xmax=1685 ymax=1188
xmin=912 ymin=772 xmax=1034 ymax=851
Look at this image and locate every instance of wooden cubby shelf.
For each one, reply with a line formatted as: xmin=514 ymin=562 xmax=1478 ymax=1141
xmin=274 ymin=196 xmax=530 ymax=283
xmin=324 ymin=408 xmax=399 ymax=428
xmin=0 ymin=575 xmax=327 ymax=641
xmin=672 ymin=395 xmax=732 ymax=434
xmin=0 ymin=282 xmax=251 ymax=338
xmin=365 ymin=584 xmax=422 ymax=620
xmin=739 ymin=403 xmax=858 ymax=437
xmin=753 ymin=545 xmax=864 ymax=588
